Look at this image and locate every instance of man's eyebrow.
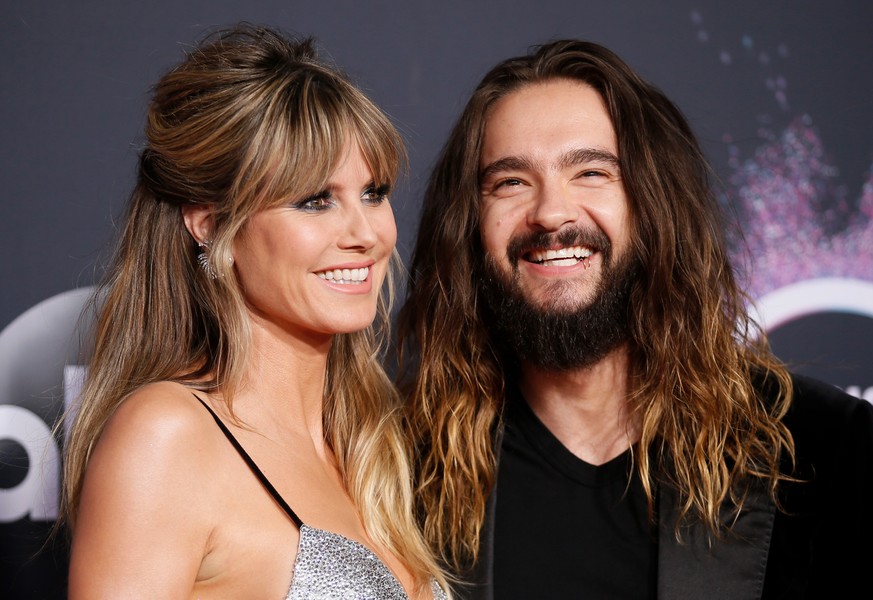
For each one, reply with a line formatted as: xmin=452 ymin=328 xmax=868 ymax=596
xmin=479 ymin=156 xmax=535 ymax=183
xmin=559 ymin=147 xmax=620 ymax=170
xmin=479 ymin=148 xmax=620 ymax=183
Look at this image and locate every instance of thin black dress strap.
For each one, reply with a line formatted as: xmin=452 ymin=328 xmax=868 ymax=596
xmin=193 ymin=394 xmax=304 ymax=528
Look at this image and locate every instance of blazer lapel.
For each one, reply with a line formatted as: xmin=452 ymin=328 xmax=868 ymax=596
xmin=657 ymin=482 xmax=776 ymax=600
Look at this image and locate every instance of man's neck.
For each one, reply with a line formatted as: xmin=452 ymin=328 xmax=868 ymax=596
xmin=518 ymin=346 xmax=638 ymax=465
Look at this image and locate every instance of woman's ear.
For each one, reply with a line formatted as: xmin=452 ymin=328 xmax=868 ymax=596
xmin=181 ymin=203 xmax=214 ymax=244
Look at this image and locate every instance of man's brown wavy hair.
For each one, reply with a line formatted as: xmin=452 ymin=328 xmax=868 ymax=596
xmin=396 ymin=39 xmax=794 ymax=572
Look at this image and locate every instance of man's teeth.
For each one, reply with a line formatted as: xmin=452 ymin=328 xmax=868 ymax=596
xmin=529 ymin=246 xmax=593 ymax=265
xmin=317 ymin=267 xmax=369 ymax=284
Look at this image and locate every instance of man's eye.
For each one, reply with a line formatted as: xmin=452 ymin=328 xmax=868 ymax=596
xmin=574 ymin=169 xmax=614 ymax=187
xmin=481 ymin=177 xmax=525 ymax=197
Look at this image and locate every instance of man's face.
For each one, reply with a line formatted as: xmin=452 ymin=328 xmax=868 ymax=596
xmin=477 ymin=79 xmax=637 ymax=370
xmin=478 ymin=79 xmax=631 ymax=313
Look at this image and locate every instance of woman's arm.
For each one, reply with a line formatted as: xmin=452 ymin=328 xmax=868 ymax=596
xmin=68 ymin=383 xmax=215 ymax=599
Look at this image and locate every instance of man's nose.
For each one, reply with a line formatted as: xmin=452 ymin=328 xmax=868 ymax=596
xmin=528 ymin=184 xmax=580 ymax=231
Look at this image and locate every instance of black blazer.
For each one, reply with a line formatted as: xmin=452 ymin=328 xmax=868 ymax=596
xmin=456 ymin=374 xmax=873 ymax=599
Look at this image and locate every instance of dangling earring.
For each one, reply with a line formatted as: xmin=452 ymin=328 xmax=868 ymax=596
xmin=197 ymin=240 xmax=218 ymax=280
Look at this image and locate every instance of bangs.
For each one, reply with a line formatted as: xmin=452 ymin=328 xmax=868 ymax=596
xmin=238 ymin=70 xmax=404 ymax=213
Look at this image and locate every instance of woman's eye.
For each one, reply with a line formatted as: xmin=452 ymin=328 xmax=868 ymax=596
xmin=363 ymin=184 xmax=391 ymax=205
xmin=307 ymin=198 xmax=331 ymax=209
xmin=295 ymin=191 xmax=332 ymax=211
xmin=496 ymin=178 xmax=522 ymax=188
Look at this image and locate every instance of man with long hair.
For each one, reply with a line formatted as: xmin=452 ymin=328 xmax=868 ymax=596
xmin=398 ymin=39 xmax=873 ymax=599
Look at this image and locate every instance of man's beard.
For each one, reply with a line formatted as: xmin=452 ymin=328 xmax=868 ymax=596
xmin=478 ymin=227 xmax=638 ymax=371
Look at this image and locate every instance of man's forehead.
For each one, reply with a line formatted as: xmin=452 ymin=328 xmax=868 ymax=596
xmin=479 ymin=80 xmax=617 ymax=167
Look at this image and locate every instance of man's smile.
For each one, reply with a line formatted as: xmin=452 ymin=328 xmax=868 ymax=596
xmin=525 ymin=245 xmax=594 ymax=267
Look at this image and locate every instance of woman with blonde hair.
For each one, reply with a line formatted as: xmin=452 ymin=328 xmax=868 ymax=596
xmin=62 ymin=23 xmax=448 ymax=599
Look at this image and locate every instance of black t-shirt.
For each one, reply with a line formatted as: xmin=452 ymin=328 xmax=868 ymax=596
xmin=493 ymin=392 xmax=658 ymax=599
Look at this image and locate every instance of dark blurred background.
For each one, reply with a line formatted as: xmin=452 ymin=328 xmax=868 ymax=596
xmin=2 ymin=1 xmax=871 ymax=597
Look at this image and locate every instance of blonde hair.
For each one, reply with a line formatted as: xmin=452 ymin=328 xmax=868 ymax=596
xmin=398 ymin=39 xmax=795 ymax=570
xmin=61 ymin=23 xmax=447 ymax=592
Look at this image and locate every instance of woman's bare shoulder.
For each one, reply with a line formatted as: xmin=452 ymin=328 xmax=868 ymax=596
xmin=70 ymin=382 xmax=224 ymax=597
xmin=83 ymin=381 xmax=222 ymax=502
xmin=98 ymin=381 xmax=217 ymax=449
xmin=112 ymin=379 xmax=209 ymax=424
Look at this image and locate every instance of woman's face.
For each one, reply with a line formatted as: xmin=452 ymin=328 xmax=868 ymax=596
xmin=233 ymin=141 xmax=397 ymax=340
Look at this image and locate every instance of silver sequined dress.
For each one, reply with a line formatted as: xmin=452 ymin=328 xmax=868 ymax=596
xmin=287 ymin=524 xmax=447 ymax=599
xmin=196 ymin=396 xmax=448 ymax=600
